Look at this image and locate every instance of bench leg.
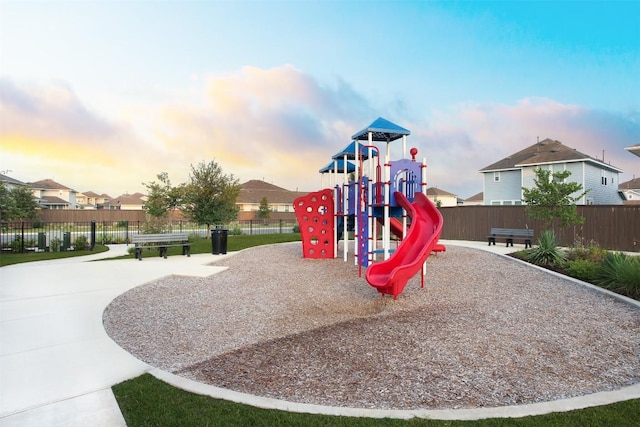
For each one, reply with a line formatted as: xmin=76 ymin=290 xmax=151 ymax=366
xmin=488 ymin=238 xmax=495 ymax=246
xmin=506 ymin=238 xmax=513 ymax=247
xmin=183 ymin=245 xmax=191 ymax=257
xmin=159 ymin=246 xmax=167 ymax=259
xmin=525 ymin=239 xmax=531 ymax=249
xmin=135 ymin=247 xmax=142 ymax=260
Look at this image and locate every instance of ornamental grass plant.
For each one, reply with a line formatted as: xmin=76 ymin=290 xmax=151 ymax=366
xmin=525 ymin=230 xmax=566 ymax=267
xmin=596 ymin=251 xmax=640 ymax=299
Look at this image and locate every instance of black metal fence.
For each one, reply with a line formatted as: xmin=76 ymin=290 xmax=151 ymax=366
xmin=1 ymin=219 xmax=299 ymax=253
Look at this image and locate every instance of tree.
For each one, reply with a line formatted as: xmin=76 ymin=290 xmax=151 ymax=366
xmin=257 ymin=197 xmax=271 ymax=220
xmin=142 ymin=172 xmax=184 ymax=232
xmin=522 ymin=168 xmax=588 ymax=234
xmin=181 ymin=160 xmax=241 ymax=237
xmin=0 ymin=183 xmax=38 ymax=221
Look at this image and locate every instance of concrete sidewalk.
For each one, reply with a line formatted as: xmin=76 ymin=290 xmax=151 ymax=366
xmin=0 ymin=245 xmax=234 ymax=426
xmin=1 ymin=241 xmax=637 ymax=426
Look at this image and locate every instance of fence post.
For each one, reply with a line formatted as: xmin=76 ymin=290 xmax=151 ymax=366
xmin=250 ymin=220 xmax=253 ymax=235
xmin=21 ymin=221 xmax=25 ymax=253
xmin=90 ymin=220 xmax=96 ymax=250
xmin=125 ymin=221 xmax=129 ymax=244
xmin=279 ymin=219 xmax=283 ymax=234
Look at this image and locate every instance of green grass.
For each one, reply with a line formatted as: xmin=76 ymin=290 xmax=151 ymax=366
xmin=130 ymin=233 xmax=302 ymax=259
xmin=113 ymin=374 xmax=640 ymax=427
xmin=0 ymin=245 xmax=110 ymax=267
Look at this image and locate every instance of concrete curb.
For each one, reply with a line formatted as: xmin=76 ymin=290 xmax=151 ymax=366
xmin=151 ymin=369 xmax=640 ymax=420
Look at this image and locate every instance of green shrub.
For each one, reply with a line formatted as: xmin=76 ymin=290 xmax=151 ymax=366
xmin=229 ymin=225 xmax=242 ymax=235
xmin=74 ymin=235 xmax=89 ymax=251
xmin=565 ymin=259 xmax=602 ymax=281
xmin=526 ymin=230 xmax=566 ymax=266
xmin=117 ymin=220 xmax=128 ymax=227
xmin=32 ymin=220 xmax=44 ymax=229
xmin=596 ymin=252 xmax=640 ymax=299
xmin=10 ymin=236 xmax=22 ymax=253
xmin=50 ymin=237 xmax=61 ymax=252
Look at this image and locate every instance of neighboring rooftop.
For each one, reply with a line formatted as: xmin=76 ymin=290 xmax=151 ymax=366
xmin=465 ymin=192 xmax=484 ymax=203
xmin=480 ymin=138 xmax=623 ymax=173
xmin=0 ymin=173 xmax=26 ymax=186
xmin=426 ymin=187 xmax=457 ymax=197
xmin=619 ymin=177 xmax=640 ymax=190
xmin=29 ymin=178 xmax=76 ymax=191
xmin=237 ymin=180 xmax=307 ymax=204
xmin=625 ymin=144 xmax=640 ymax=158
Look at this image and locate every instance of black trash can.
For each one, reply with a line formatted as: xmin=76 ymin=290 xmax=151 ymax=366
xmin=37 ymin=232 xmax=47 ymax=252
xmin=211 ymin=226 xmax=228 ymax=255
xmin=62 ymin=232 xmax=71 ymax=251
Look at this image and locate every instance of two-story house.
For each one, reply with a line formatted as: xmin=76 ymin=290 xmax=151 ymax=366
xmin=77 ymin=191 xmax=112 ymax=209
xmin=29 ymin=179 xmax=78 ymax=209
xmin=479 ymin=139 xmax=623 ymax=205
xmin=426 ymin=187 xmax=459 ymax=207
xmin=104 ymin=193 xmax=147 ymax=210
xmin=237 ymin=180 xmax=308 ymax=220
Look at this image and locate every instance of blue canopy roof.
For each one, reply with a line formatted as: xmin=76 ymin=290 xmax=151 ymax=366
xmin=331 ymin=140 xmax=380 ymax=160
xmin=318 ymin=159 xmax=356 ymax=174
xmin=351 ymin=117 xmax=410 ymax=142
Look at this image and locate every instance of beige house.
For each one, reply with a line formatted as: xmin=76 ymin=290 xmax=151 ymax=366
xmin=29 ymin=179 xmax=78 ymax=209
xmin=105 ymin=192 xmax=147 ymax=210
xmin=237 ymin=180 xmax=308 ymax=220
xmin=425 ymin=187 xmax=458 ymax=207
xmin=77 ymin=191 xmax=112 ymax=209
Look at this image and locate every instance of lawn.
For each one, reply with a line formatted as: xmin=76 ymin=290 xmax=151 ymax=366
xmin=0 ymin=244 xmax=110 ymax=266
xmin=113 ymin=374 xmax=640 ymax=427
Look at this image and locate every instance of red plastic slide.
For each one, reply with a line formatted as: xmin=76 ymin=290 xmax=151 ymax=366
xmin=365 ymin=192 xmax=443 ymax=299
xmin=377 ymin=216 xmax=405 ymax=239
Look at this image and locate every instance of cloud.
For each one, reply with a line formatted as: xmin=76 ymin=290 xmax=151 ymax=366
xmin=2 ymin=71 xmax=638 ymax=200
xmin=0 ymin=77 xmax=119 ymax=142
xmin=408 ymin=98 xmax=640 ymax=198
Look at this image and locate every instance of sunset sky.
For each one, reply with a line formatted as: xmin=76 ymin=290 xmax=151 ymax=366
xmin=1 ymin=0 xmax=639 ymax=199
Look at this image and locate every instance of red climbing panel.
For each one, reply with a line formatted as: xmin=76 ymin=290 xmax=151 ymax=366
xmin=293 ymin=189 xmax=335 ymax=259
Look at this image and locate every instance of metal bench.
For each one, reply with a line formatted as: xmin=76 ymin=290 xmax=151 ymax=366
xmin=131 ymin=232 xmax=191 ymax=260
xmin=487 ymin=228 xmax=534 ymax=249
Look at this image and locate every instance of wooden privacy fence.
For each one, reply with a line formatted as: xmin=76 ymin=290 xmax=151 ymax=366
xmin=439 ymin=205 xmax=640 ymax=252
xmin=32 ymin=205 xmax=640 ymax=252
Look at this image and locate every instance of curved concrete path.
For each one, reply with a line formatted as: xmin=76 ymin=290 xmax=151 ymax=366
xmin=0 ymin=241 xmax=638 ymax=426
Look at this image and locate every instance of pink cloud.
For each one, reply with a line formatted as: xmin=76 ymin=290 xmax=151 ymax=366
xmin=2 ymin=71 xmax=637 ymax=200
xmin=409 ymin=97 xmax=639 ymax=197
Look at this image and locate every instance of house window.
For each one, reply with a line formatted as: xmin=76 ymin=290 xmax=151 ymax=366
xmin=493 ymin=172 xmax=501 ymax=182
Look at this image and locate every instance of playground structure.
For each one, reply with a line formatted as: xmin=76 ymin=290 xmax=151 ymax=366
xmin=294 ymin=118 xmax=444 ymax=299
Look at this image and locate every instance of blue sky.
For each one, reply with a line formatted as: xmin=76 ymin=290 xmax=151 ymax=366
xmin=1 ymin=0 xmax=639 ymax=199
